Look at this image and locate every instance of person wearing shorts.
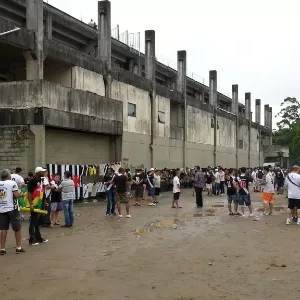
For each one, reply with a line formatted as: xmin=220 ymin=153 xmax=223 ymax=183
xmin=154 ymin=170 xmax=161 ymax=204
xmin=261 ymin=167 xmax=275 ymax=216
xmin=146 ymin=169 xmax=156 ymax=206
xmin=284 ymin=166 xmax=300 ymax=225
xmin=132 ymin=169 xmax=144 ymax=206
xmin=50 ymin=174 xmax=63 ymax=227
xmin=0 ymin=169 xmax=25 ymax=255
xmin=237 ymin=167 xmax=254 ymax=217
xmin=172 ymin=170 xmax=182 ymax=208
xmin=113 ymin=168 xmax=131 ymax=218
xmin=226 ymin=168 xmax=240 ymax=215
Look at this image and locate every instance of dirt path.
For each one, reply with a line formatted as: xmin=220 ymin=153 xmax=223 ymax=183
xmin=1 ymin=190 xmax=297 ymax=300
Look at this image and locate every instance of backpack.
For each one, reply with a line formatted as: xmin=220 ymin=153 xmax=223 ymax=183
xmin=257 ymin=171 xmax=263 ymax=179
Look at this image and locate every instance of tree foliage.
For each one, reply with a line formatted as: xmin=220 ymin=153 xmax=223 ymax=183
xmin=273 ymin=97 xmax=300 ymax=165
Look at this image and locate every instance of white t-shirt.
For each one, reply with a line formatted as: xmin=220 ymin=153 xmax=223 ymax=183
xmin=11 ymin=173 xmax=25 ymax=188
xmin=251 ymin=171 xmax=257 ymax=181
xmin=285 ymin=172 xmax=300 ymax=199
xmin=0 ymin=180 xmax=19 ymax=213
xmin=173 ymin=176 xmax=180 ymax=193
xmin=263 ymin=172 xmax=275 ymax=193
xmin=154 ymin=174 xmax=161 ymax=188
xmin=214 ymin=172 xmax=221 ymax=184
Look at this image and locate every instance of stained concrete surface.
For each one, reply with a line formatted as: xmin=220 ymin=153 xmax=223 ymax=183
xmin=0 ymin=190 xmax=297 ymax=300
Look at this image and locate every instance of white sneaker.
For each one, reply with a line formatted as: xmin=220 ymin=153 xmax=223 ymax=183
xmin=286 ymin=218 xmax=291 ymax=225
xmin=149 ymin=203 xmax=156 ymax=206
xmin=118 ymin=215 xmax=123 ymax=218
xmin=126 ymin=215 xmax=131 ymax=218
xmin=249 ymin=213 xmax=255 ymax=217
xmin=242 ymin=214 xmax=246 ymax=217
xmin=297 ymin=220 xmax=300 ymax=225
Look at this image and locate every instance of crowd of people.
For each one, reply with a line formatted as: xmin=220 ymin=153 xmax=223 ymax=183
xmin=0 ymin=163 xmax=297 ymax=255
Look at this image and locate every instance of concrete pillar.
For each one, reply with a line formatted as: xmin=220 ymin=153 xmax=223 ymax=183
xmin=232 ymin=85 xmax=238 ymax=115
xmin=209 ymin=70 xmax=217 ymax=107
xmin=269 ymin=107 xmax=273 ymax=130
xmin=30 ymin=125 xmax=45 ymax=168
xmin=264 ymin=104 xmax=270 ymax=127
xmin=177 ymin=50 xmax=187 ymax=170
xmin=25 ymin=0 xmax=44 ymax=80
xmin=98 ymin=1 xmax=111 ymax=69
xmin=145 ymin=30 xmax=157 ymax=167
xmin=245 ymin=92 xmax=251 ymax=120
xmin=45 ymin=12 xmax=52 ymax=40
xmin=255 ymin=99 xmax=261 ymax=124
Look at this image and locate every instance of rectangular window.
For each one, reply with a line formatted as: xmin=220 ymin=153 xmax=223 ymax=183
xmin=239 ymin=140 xmax=243 ymax=149
xmin=128 ymin=103 xmax=136 ymax=117
xmin=158 ymin=111 xmax=165 ymax=124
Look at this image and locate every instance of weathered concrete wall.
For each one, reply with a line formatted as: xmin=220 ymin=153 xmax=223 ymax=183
xmin=45 ymin=128 xmax=111 ymax=165
xmin=71 ymin=66 xmax=105 ymax=96
xmin=44 ymin=64 xmax=72 ymax=88
xmin=0 ymin=126 xmax=35 ymax=173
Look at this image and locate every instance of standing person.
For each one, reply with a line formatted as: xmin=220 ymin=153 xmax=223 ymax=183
xmin=276 ymin=168 xmax=285 ymax=194
xmin=237 ymin=167 xmax=254 ymax=217
xmin=146 ymin=168 xmax=156 ymax=206
xmin=57 ymin=171 xmax=75 ymax=228
xmin=24 ymin=172 xmax=34 ymax=185
xmin=251 ymin=168 xmax=258 ymax=192
xmin=261 ymin=166 xmax=275 ymax=216
xmin=103 ymin=168 xmax=116 ymax=216
xmin=226 ymin=168 xmax=240 ymax=215
xmin=11 ymin=167 xmax=26 ymax=189
xmin=49 ymin=174 xmax=62 ymax=227
xmin=0 ymin=169 xmax=25 ymax=255
xmin=27 ymin=167 xmax=49 ymax=246
xmin=113 ymin=168 xmax=130 ymax=218
xmin=284 ymin=166 xmax=300 ymax=225
xmin=205 ymin=168 xmax=213 ymax=196
xmin=219 ymin=168 xmax=225 ymax=195
xmin=132 ymin=169 xmax=144 ymax=207
xmin=256 ymin=169 xmax=264 ymax=192
xmin=193 ymin=166 xmax=205 ymax=208
xmin=172 ymin=170 xmax=182 ymax=208
xmin=214 ymin=169 xmax=221 ymax=196
xmin=154 ymin=170 xmax=161 ymax=204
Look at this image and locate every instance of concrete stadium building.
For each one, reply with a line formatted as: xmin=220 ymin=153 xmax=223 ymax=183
xmin=0 ymin=0 xmax=289 ymax=171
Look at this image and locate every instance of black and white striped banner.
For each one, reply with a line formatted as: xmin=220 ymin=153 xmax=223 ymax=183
xmin=46 ymin=162 xmax=121 ymax=200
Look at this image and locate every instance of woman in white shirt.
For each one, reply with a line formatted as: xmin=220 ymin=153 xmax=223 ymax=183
xmin=154 ymin=170 xmax=161 ymax=204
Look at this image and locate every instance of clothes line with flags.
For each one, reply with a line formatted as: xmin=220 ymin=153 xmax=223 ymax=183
xmin=46 ymin=162 xmax=121 ymax=200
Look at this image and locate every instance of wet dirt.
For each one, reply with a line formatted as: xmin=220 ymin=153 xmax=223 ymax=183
xmin=0 ymin=190 xmax=297 ymax=300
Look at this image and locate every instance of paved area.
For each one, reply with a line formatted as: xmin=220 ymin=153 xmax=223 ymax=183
xmin=1 ymin=190 xmax=297 ymax=300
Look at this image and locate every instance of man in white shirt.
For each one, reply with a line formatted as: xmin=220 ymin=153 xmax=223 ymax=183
xmin=0 ymin=169 xmax=25 ymax=255
xmin=261 ymin=167 xmax=275 ymax=216
xmin=214 ymin=169 xmax=221 ymax=196
xmin=172 ymin=170 xmax=182 ymax=208
xmin=284 ymin=165 xmax=300 ymax=225
xmin=251 ymin=168 xmax=258 ymax=192
xmin=11 ymin=167 xmax=26 ymax=189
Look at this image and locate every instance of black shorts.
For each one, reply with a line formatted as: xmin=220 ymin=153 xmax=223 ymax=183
xmin=173 ymin=192 xmax=180 ymax=200
xmin=155 ymin=187 xmax=161 ymax=196
xmin=134 ymin=186 xmax=144 ymax=198
xmin=0 ymin=211 xmax=21 ymax=231
xmin=288 ymin=198 xmax=300 ymax=209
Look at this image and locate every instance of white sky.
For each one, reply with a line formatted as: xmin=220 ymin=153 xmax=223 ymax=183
xmin=46 ymin=0 xmax=300 ymax=129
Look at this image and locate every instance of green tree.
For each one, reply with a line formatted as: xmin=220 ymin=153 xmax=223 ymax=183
xmin=273 ymin=97 xmax=300 ymax=165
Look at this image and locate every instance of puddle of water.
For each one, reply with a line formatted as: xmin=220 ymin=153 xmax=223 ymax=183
xmin=212 ymin=205 xmax=224 ymax=208
xmin=153 ymin=219 xmax=176 ymax=228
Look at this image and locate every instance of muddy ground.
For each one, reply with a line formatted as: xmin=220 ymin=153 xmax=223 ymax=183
xmin=0 ymin=189 xmax=297 ymax=300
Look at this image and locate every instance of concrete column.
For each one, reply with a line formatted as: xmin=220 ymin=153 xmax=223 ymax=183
xmin=269 ymin=107 xmax=273 ymax=130
xmin=255 ymin=99 xmax=261 ymax=124
xmin=98 ymin=1 xmax=111 ymax=69
xmin=145 ymin=30 xmax=157 ymax=168
xmin=232 ymin=85 xmax=238 ymax=115
xmin=209 ymin=70 xmax=217 ymax=107
xmin=245 ymin=92 xmax=251 ymax=120
xmin=30 ymin=125 xmax=45 ymax=167
xmin=177 ymin=50 xmax=187 ymax=170
xmin=264 ymin=104 xmax=270 ymax=127
xmin=25 ymin=0 xmax=44 ymax=80
xmin=45 ymin=12 xmax=52 ymax=40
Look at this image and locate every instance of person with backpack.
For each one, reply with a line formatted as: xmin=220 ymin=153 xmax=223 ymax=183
xmin=256 ymin=169 xmax=264 ymax=192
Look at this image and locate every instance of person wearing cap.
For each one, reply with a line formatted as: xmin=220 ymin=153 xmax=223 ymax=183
xmin=27 ymin=167 xmax=53 ymax=246
xmin=0 ymin=169 xmax=26 ymax=255
xmin=146 ymin=168 xmax=156 ymax=206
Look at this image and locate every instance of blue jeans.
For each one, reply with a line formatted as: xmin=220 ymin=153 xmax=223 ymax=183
xmin=215 ymin=183 xmax=220 ymax=195
xmin=62 ymin=199 xmax=74 ymax=226
xmin=106 ymin=190 xmax=116 ymax=215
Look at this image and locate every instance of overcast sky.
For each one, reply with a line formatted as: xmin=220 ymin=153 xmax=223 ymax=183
xmin=46 ymin=0 xmax=299 ymax=129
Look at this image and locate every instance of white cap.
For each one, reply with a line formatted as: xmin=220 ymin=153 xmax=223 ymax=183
xmin=35 ymin=167 xmax=46 ymax=174
xmin=150 ymin=168 xmax=155 ymax=171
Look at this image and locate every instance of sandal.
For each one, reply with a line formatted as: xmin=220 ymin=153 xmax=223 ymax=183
xmin=172 ymin=206 xmax=176 ymax=208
